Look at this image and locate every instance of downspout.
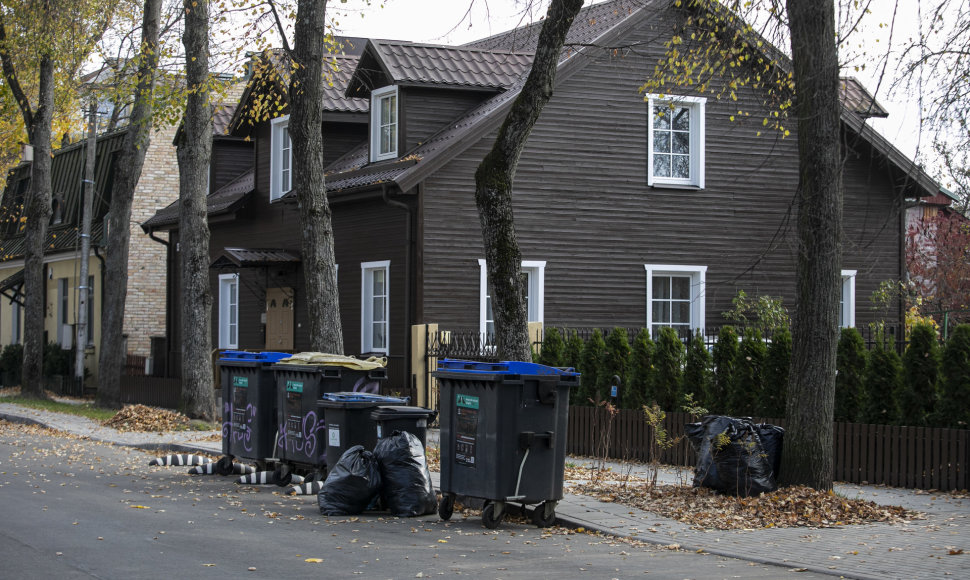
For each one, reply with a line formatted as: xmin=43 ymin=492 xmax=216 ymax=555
xmin=93 ymin=245 xmax=107 ymax=331
xmin=382 ymin=184 xmax=413 ymax=396
xmin=144 ymin=227 xmax=173 ymax=376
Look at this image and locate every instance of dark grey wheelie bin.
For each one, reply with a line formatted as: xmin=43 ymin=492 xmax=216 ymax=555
xmin=217 ymin=351 xmax=291 ymax=474
xmin=272 ymin=363 xmax=388 ymax=482
xmin=433 ymin=359 xmax=578 ymax=529
xmin=371 ymin=405 xmax=438 ymax=447
xmin=318 ymin=392 xmax=408 ymax=474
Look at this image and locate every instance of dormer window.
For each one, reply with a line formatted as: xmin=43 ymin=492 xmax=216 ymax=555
xmin=370 ymin=85 xmax=398 ymax=162
xmin=270 ymin=115 xmax=291 ymax=201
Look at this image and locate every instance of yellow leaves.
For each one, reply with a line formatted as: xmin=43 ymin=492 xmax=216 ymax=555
xmin=304 ymin=558 xmax=324 ymax=563
xmin=130 ymin=505 xmax=150 ymax=509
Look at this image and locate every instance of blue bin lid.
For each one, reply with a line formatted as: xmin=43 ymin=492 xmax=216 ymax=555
xmin=319 ymin=391 xmax=408 ymax=404
xmin=219 ymin=350 xmax=291 ymax=363
xmin=436 ymin=359 xmax=578 ymax=377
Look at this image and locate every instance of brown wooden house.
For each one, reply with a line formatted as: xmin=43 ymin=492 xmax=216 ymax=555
xmin=144 ymin=0 xmax=946 ymax=394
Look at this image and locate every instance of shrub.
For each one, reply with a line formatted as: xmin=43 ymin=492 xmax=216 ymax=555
xmin=652 ymin=327 xmax=683 ymax=410
xmin=599 ymin=328 xmax=632 ymax=407
xmin=44 ymin=341 xmax=72 ymax=378
xmin=835 ymin=327 xmax=866 ymax=422
xmin=861 ymin=327 xmax=902 ymax=424
xmin=710 ymin=326 xmax=739 ymax=414
xmin=683 ymin=329 xmax=712 ymax=406
xmin=728 ymin=329 xmax=766 ymax=416
xmin=899 ymin=323 xmax=940 ymax=426
xmin=0 ymin=343 xmax=23 ymax=386
xmin=628 ymin=328 xmax=655 ymax=411
xmin=936 ymin=324 xmax=970 ymax=429
xmin=763 ymin=326 xmax=791 ymax=419
xmin=538 ymin=327 xmax=565 ymax=368
xmin=563 ymin=330 xmax=584 ymax=404
xmin=577 ymin=329 xmax=606 ymax=405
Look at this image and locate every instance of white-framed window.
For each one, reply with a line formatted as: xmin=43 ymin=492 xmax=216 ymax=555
xmin=218 ymin=273 xmax=239 ymax=349
xmin=370 ymin=85 xmax=398 ymax=162
xmin=270 ymin=115 xmax=292 ymax=201
xmin=645 ymin=264 xmax=706 ymax=337
xmin=10 ymin=300 xmax=21 ymax=344
xmin=840 ymin=270 xmax=856 ymax=328
xmin=478 ymin=259 xmax=545 ymax=339
xmin=57 ymin=277 xmax=69 ymax=346
xmin=86 ymin=275 xmax=95 ymax=346
xmin=361 ymin=260 xmax=390 ymax=354
xmin=646 ymin=94 xmax=706 ymax=189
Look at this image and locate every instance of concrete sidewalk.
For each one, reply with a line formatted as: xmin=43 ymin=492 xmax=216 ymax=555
xmin=2 ymin=402 xmax=967 ymax=580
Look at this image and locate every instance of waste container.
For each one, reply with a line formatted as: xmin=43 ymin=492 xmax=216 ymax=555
xmin=318 ymin=392 xmax=408 ymax=474
xmin=218 ymin=351 xmax=291 ymax=473
xmin=371 ymin=405 xmax=438 ymax=447
xmin=273 ymin=363 xmax=388 ymax=476
xmin=433 ymin=359 xmax=578 ymax=529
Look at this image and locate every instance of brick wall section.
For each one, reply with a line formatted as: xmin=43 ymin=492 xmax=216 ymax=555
xmin=124 ymin=123 xmax=178 ymax=356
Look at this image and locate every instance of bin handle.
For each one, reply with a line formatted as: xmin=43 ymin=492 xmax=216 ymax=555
xmin=508 ymin=447 xmax=530 ymax=502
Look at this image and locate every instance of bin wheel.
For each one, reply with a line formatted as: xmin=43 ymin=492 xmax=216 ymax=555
xmin=531 ymin=502 xmax=557 ymax=528
xmin=438 ymin=494 xmax=455 ymax=521
xmin=216 ymin=456 xmax=234 ymax=476
xmin=482 ymin=502 xmax=504 ymax=529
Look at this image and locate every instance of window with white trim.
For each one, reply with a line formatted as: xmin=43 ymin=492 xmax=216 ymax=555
xmin=370 ymin=86 xmax=398 ymax=162
xmin=86 ymin=275 xmax=94 ymax=346
xmin=840 ymin=270 xmax=856 ymax=328
xmin=361 ymin=260 xmax=390 ymax=354
xmin=270 ymin=116 xmax=292 ymax=201
xmin=57 ymin=278 xmax=69 ymax=346
xmin=645 ymin=264 xmax=706 ymax=337
xmin=646 ymin=95 xmax=706 ymax=188
xmin=11 ymin=300 xmax=21 ymax=344
xmin=478 ymin=259 xmax=545 ymax=340
xmin=218 ymin=273 xmax=239 ymax=349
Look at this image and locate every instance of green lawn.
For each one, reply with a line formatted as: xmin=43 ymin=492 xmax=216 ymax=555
xmin=1 ymin=396 xmax=117 ymax=422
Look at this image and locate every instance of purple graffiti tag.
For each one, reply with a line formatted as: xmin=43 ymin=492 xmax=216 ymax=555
xmin=352 ymin=376 xmax=379 ymax=394
xmin=303 ymin=410 xmax=319 ymax=459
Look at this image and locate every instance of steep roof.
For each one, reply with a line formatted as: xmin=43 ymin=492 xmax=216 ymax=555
xmin=142 ymin=168 xmax=254 ymax=231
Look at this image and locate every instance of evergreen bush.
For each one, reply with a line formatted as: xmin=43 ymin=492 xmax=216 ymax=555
xmin=0 ymin=343 xmax=23 ymax=387
xmin=937 ymin=324 xmax=970 ymax=429
xmin=563 ymin=330 xmax=584 ymax=404
xmin=577 ymin=329 xmax=606 ymax=406
xmin=710 ymin=325 xmax=739 ymax=414
xmin=899 ymin=323 xmax=940 ymax=426
xmin=861 ymin=327 xmax=902 ymax=424
xmin=835 ymin=327 xmax=866 ymax=422
xmin=44 ymin=342 xmax=73 ymax=378
xmin=728 ymin=329 xmax=767 ymax=416
xmin=763 ymin=326 xmax=791 ymax=418
xmin=538 ymin=327 xmax=565 ymax=368
xmin=683 ymin=329 xmax=712 ymax=406
xmin=600 ymin=327 xmax=632 ymax=407
xmin=628 ymin=328 xmax=655 ymax=411
xmin=652 ymin=326 xmax=683 ymax=411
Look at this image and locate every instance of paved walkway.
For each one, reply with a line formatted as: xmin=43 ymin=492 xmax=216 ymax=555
xmin=1 ymin=402 xmax=967 ymax=579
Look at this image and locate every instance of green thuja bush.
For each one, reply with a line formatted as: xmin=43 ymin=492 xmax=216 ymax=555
xmin=728 ymin=329 xmax=767 ymax=416
xmin=861 ymin=327 xmax=902 ymax=424
xmin=683 ymin=329 xmax=712 ymax=407
xmin=538 ymin=327 xmax=565 ymax=368
xmin=835 ymin=327 xmax=866 ymax=422
xmin=43 ymin=342 xmax=72 ymax=378
xmin=763 ymin=326 xmax=791 ymax=419
xmin=628 ymin=328 xmax=655 ymax=410
xmin=936 ymin=324 xmax=970 ymax=429
xmin=563 ymin=329 xmax=583 ymax=370
xmin=652 ymin=327 xmax=683 ymax=411
xmin=600 ymin=328 xmax=632 ymax=407
xmin=577 ymin=329 xmax=606 ymax=406
xmin=710 ymin=326 xmax=739 ymax=414
xmin=0 ymin=343 xmax=23 ymax=386
xmin=899 ymin=323 xmax=940 ymax=427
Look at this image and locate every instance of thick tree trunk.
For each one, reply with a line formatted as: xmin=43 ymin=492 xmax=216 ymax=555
xmin=177 ymin=0 xmax=216 ymax=421
xmin=97 ymin=0 xmax=161 ymax=409
xmin=779 ymin=0 xmax=843 ymax=490
xmin=474 ymin=0 xmax=583 ymax=362
xmin=290 ymin=0 xmax=342 ymax=353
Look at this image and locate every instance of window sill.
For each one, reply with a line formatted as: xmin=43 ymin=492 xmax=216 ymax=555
xmin=648 ymin=182 xmax=704 ymax=191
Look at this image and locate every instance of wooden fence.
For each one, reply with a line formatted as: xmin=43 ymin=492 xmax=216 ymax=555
xmin=566 ymin=407 xmax=970 ymax=492
xmin=120 ymin=375 xmax=182 ymax=409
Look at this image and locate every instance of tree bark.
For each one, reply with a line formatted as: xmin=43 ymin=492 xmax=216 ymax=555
xmin=779 ymin=0 xmax=843 ymax=490
xmin=289 ymin=0 xmax=342 ymax=353
xmin=474 ymin=0 xmax=584 ymax=362
xmin=97 ymin=0 xmax=161 ymax=409
xmin=177 ymin=0 xmax=216 ymax=421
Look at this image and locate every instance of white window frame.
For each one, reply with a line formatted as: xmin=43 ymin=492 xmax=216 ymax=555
xmin=57 ymin=277 xmax=69 ymax=346
xmin=478 ymin=259 xmax=545 ymax=339
xmin=11 ymin=300 xmax=21 ymax=344
xmin=218 ymin=273 xmax=239 ymax=349
xmin=645 ymin=264 xmax=707 ymax=336
xmin=840 ymin=270 xmax=857 ymax=328
xmin=361 ymin=260 xmax=390 ymax=354
xmin=646 ymin=94 xmax=706 ymax=189
xmin=370 ymin=85 xmax=399 ymax=162
xmin=270 ymin=115 xmax=292 ymax=201
xmin=86 ymin=275 xmax=95 ymax=346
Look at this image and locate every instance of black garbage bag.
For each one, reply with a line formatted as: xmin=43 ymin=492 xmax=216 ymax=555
xmin=686 ymin=415 xmax=737 ymax=489
xmin=373 ymin=431 xmax=438 ymax=517
xmin=318 ymin=445 xmax=382 ymax=516
xmin=755 ymin=423 xmax=785 ymax=480
xmin=713 ymin=420 xmax=777 ymax=497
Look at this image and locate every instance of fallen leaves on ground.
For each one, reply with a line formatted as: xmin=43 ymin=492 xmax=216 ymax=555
xmin=102 ymin=404 xmax=189 ymax=432
xmin=570 ymin=481 xmax=923 ymax=530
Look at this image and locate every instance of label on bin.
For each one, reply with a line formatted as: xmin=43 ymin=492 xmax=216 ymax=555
xmin=286 ymin=381 xmax=304 ymax=393
xmin=455 ymin=395 xmax=479 ymax=467
xmin=232 ymin=376 xmax=249 ymax=387
xmin=328 ymin=425 xmax=340 ymax=447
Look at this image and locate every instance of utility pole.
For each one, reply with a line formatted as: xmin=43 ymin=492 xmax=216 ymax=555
xmin=75 ymin=102 xmax=97 ymax=395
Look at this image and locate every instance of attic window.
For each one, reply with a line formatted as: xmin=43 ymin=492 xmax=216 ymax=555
xmin=270 ymin=116 xmax=291 ymax=201
xmin=646 ymin=95 xmax=706 ymax=189
xmin=370 ymin=85 xmax=398 ymax=162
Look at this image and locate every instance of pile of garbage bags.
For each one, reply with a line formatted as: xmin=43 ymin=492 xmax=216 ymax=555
xmin=685 ymin=415 xmax=785 ymax=497
xmin=318 ymin=430 xmax=438 ymax=517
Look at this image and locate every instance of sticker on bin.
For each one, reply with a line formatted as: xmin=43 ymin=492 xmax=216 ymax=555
xmin=456 ymin=395 xmax=479 ymax=467
xmin=286 ymin=381 xmax=304 ymax=393
xmin=328 ymin=425 xmax=340 ymax=447
xmin=232 ymin=376 xmax=249 ymax=387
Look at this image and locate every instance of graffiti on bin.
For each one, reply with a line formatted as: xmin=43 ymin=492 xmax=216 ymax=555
xmin=224 ymin=401 xmax=257 ymax=453
xmin=278 ymin=410 xmax=326 ymax=461
xmin=352 ymin=376 xmax=379 ymax=394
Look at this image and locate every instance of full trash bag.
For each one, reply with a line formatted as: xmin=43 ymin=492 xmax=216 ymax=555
xmin=755 ymin=423 xmax=785 ymax=480
xmin=712 ymin=419 xmax=778 ymax=497
xmin=373 ymin=431 xmax=438 ymax=517
xmin=685 ymin=415 xmax=737 ymax=489
xmin=318 ymin=445 xmax=382 ymax=516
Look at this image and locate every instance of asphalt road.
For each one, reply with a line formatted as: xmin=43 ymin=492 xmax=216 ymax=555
xmin=0 ymin=421 xmax=835 ymax=579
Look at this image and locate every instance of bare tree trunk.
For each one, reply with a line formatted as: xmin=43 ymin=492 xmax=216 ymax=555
xmin=779 ymin=0 xmax=843 ymax=490
xmin=289 ymin=0 xmax=342 ymax=353
xmin=177 ymin=0 xmax=216 ymax=421
xmin=474 ymin=0 xmax=583 ymax=361
xmin=97 ymin=0 xmax=161 ymax=409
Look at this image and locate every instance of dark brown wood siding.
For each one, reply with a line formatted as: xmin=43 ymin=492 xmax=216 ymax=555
xmin=401 ymin=87 xmax=491 ymax=153
xmin=323 ymin=121 xmax=367 ymax=167
xmin=210 ymin=139 xmax=253 ymax=192
xmin=418 ymin=9 xmax=903 ymax=331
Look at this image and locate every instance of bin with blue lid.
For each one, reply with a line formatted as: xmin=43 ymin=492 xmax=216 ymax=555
xmin=432 ymin=359 xmax=578 ymax=529
xmin=217 ymin=351 xmax=291 ymax=474
xmin=317 ymin=392 xmax=409 ymax=474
